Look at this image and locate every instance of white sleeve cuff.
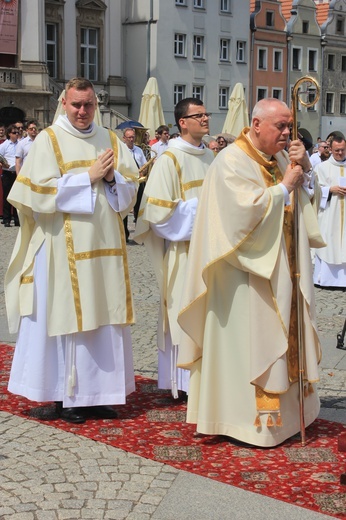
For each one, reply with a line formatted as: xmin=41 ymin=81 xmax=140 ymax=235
xmin=56 ymin=172 xmax=95 ymax=213
xmin=151 ymin=198 xmax=198 ymax=241
xmin=278 ymin=183 xmax=291 ymax=206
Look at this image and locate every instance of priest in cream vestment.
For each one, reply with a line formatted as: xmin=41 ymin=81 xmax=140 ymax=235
xmin=178 ymin=99 xmax=325 ymax=447
xmin=5 ymin=78 xmax=139 ymax=423
xmin=134 ymin=98 xmax=214 ymax=397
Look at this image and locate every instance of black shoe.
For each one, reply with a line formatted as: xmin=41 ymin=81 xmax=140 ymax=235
xmin=55 ymin=402 xmax=86 ymax=424
xmin=85 ymin=405 xmax=118 ymax=419
xmin=14 ymin=221 xmax=19 ymax=226
xmin=4 ymin=222 xmax=10 ymax=227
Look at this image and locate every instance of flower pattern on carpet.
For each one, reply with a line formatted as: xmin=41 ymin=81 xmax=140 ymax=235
xmin=0 ymin=343 xmax=345 ymax=518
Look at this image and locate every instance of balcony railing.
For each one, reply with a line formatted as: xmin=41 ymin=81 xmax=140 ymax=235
xmin=0 ymin=68 xmax=22 ymax=88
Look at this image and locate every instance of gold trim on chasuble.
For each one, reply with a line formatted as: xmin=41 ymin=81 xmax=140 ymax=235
xmin=46 ymin=127 xmax=133 ymax=331
xmin=235 ymin=129 xmax=301 ymax=428
xmin=16 ymin=175 xmax=57 ymax=195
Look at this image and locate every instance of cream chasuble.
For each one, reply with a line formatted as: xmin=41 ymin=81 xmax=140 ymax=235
xmin=177 ymin=128 xmax=325 ymax=447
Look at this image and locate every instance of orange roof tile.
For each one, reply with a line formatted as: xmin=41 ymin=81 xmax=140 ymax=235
xmin=316 ymin=3 xmax=330 ymax=25
xmin=279 ymin=0 xmax=293 ymax=20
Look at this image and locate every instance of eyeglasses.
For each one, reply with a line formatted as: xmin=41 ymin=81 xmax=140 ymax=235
xmin=181 ymin=112 xmax=212 ymax=121
xmin=11 ymin=131 xmax=19 ymax=134
xmin=322 ymin=146 xmax=330 ymax=149
xmin=27 ymin=127 xmax=37 ymax=131
xmin=15 ymin=126 xmax=23 ymax=130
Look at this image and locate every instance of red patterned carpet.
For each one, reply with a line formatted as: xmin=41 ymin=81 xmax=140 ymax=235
xmin=0 ymin=343 xmax=345 ymax=517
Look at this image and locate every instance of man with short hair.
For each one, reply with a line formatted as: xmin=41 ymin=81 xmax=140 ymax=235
xmin=178 ymin=98 xmax=325 ymax=447
xmin=15 ymin=120 xmax=38 ymax=175
xmin=150 ymin=125 xmax=170 ymax=158
xmin=0 ymin=124 xmax=20 ymax=226
xmin=122 ymin=127 xmax=147 ymax=230
xmin=5 ymin=77 xmax=138 ymax=423
xmin=134 ymin=98 xmax=214 ymax=398
xmin=310 ymin=140 xmax=330 ymax=168
xmin=14 ymin=121 xmax=24 ymax=140
xmin=207 ymin=139 xmax=220 ymax=153
xmin=313 ymin=136 xmax=346 ymax=287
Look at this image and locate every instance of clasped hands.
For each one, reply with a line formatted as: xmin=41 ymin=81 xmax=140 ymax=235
xmin=88 ymin=148 xmax=114 ymax=184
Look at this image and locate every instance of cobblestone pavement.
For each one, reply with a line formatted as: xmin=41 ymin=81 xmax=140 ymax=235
xmin=0 ymin=216 xmax=345 ymax=519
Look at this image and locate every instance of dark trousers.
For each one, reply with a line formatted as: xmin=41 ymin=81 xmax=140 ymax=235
xmin=1 ymin=171 xmax=18 ymax=224
xmin=133 ymin=182 xmax=145 ymax=223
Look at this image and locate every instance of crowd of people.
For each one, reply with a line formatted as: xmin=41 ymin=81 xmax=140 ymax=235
xmin=2 ymin=79 xmax=345 ymax=448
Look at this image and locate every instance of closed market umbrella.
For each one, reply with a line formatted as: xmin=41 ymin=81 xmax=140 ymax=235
xmin=222 ymin=83 xmax=249 ymax=138
xmin=138 ymin=77 xmax=165 ymax=140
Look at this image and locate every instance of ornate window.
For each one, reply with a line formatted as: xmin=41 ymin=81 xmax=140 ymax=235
xmin=45 ymin=0 xmax=65 ymax=79
xmin=76 ymin=0 xmax=106 ymax=82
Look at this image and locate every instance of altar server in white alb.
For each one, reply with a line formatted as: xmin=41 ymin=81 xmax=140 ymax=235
xmin=134 ymin=98 xmax=214 ymax=398
xmin=313 ymin=135 xmax=346 ymax=287
xmin=5 ymin=77 xmax=139 ymax=424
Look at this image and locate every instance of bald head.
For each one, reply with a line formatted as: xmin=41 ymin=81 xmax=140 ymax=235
xmin=249 ymin=98 xmax=292 ymax=156
xmin=251 ymin=98 xmax=290 ymax=122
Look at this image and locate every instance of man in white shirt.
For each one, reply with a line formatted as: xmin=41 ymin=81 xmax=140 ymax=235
xmin=0 ymin=124 xmax=19 ymax=226
xmin=310 ymin=141 xmax=330 ymax=169
xmin=122 ymin=127 xmax=148 ymax=233
xmin=15 ymin=120 xmax=38 ymax=175
xmin=5 ymin=77 xmax=138 ymax=424
xmin=151 ymin=125 xmax=170 ymax=158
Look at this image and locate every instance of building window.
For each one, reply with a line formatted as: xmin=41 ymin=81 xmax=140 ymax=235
xmin=302 ymin=21 xmax=309 ymax=34
xmin=236 ymin=41 xmax=246 ymax=63
xmin=292 ymin=48 xmax=301 ymax=71
xmin=174 ymin=85 xmax=186 ymax=105
xmin=193 ymin=35 xmax=205 ymax=59
xmin=219 ymin=87 xmax=229 ymax=109
xmin=257 ymin=87 xmax=268 ymax=101
xmin=46 ymin=23 xmax=58 ymax=78
xmin=273 ymin=50 xmax=282 ymax=71
xmin=340 ymin=94 xmax=346 ymax=114
xmin=326 ymin=93 xmax=334 ymax=114
xmin=174 ymin=34 xmax=187 ymax=57
xmin=307 ymin=88 xmax=317 ymax=111
xmin=220 ymin=0 xmax=231 ymax=13
xmin=266 ymin=11 xmax=274 ymax=27
xmin=175 ymin=0 xmax=187 ymax=4
xmin=336 ymin=15 xmax=345 ymax=34
xmin=328 ymin=54 xmax=335 ymax=71
xmin=193 ymin=0 xmax=205 ymax=8
xmin=192 ymin=85 xmax=204 ymax=100
xmin=219 ymin=39 xmax=231 ymax=62
xmin=258 ymin=48 xmax=267 ymax=70
xmin=272 ymin=89 xmax=282 ymax=100
xmin=308 ymin=49 xmax=317 ymax=72
xmin=342 ymin=55 xmax=346 ymax=71
xmin=81 ymin=28 xmax=98 ymax=81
